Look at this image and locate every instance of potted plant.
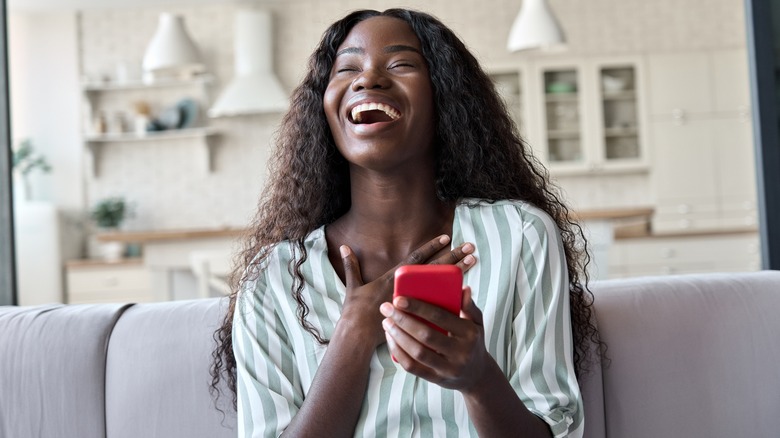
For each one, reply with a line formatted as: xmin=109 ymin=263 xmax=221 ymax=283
xmin=90 ymin=197 xmax=128 ymax=261
xmin=91 ymin=197 xmax=127 ymax=229
xmin=11 ymin=139 xmax=52 ymax=202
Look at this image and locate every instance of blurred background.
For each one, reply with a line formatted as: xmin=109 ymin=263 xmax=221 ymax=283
xmin=5 ymin=0 xmax=768 ymax=305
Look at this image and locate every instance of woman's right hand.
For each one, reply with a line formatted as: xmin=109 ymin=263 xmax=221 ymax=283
xmin=337 ymin=235 xmax=477 ymax=349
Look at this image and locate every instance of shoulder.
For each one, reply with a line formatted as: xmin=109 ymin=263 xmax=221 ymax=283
xmin=457 ymin=198 xmax=559 ymax=233
xmin=238 ymin=227 xmax=326 ymax=300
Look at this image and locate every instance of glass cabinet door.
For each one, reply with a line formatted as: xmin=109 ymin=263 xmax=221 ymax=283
xmin=543 ymin=69 xmax=582 ymax=164
xmin=599 ymin=66 xmax=640 ymax=161
xmin=491 ymin=71 xmax=524 ymax=135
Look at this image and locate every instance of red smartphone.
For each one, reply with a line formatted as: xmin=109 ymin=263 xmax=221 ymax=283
xmin=393 ymin=264 xmax=463 ymax=334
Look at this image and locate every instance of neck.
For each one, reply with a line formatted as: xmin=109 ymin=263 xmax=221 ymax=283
xmin=334 ymin=164 xmax=455 ymax=261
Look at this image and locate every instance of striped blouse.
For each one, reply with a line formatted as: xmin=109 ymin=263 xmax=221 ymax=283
xmin=233 ymin=199 xmax=584 ymax=437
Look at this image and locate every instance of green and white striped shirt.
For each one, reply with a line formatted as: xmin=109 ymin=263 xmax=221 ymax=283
xmin=233 ymin=199 xmax=584 ymax=437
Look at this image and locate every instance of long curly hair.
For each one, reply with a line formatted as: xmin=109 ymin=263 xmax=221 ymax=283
xmin=210 ymin=8 xmax=601 ymax=409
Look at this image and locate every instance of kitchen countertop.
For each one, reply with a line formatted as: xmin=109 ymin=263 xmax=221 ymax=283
xmin=572 ymin=206 xmax=654 ymax=220
xmin=95 ymin=227 xmax=245 ymax=243
xmin=95 ymin=207 xmax=657 ymax=243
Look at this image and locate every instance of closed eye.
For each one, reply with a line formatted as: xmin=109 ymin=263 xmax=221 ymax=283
xmin=390 ymin=62 xmax=415 ymax=69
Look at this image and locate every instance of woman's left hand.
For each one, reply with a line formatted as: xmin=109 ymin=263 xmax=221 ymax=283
xmin=380 ymin=286 xmax=491 ymax=392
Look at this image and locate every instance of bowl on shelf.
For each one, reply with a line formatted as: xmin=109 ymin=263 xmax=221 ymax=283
xmin=602 ymin=75 xmax=627 ymax=92
xmin=546 ymin=81 xmax=577 ymax=94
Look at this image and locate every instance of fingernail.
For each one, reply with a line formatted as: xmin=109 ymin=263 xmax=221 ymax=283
xmin=380 ymin=302 xmax=394 ymax=316
xmin=463 ymin=254 xmax=475 ymax=265
xmin=339 ymin=245 xmax=349 ymax=258
xmin=462 ymin=243 xmax=474 ymax=253
xmin=439 ymin=235 xmax=450 ymax=244
xmin=382 ymin=319 xmax=392 ymax=331
xmin=394 ymin=297 xmax=409 ymax=309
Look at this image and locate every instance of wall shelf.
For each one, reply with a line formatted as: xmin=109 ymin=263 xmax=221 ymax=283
xmin=85 ymin=127 xmax=221 ymax=177
xmin=82 ymin=74 xmax=214 ymax=93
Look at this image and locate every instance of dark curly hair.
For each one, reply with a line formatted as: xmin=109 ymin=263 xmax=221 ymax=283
xmin=210 ymin=8 xmax=601 ymax=409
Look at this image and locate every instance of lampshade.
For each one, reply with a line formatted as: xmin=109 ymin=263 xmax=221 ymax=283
xmin=209 ymin=10 xmax=288 ymax=117
xmin=507 ymin=0 xmax=566 ymax=52
xmin=142 ymin=13 xmax=204 ymax=81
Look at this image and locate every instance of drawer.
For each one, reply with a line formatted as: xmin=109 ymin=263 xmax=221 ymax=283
xmin=652 ymin=214 xmax=720 ymax=233
xmin=66 ymin=264 xmax=152 ymax=304
xmin=615 ymin=233 xmax=760 ymax=266
xmin=68 ymin=289 xmax=155 ymax=304
xmin=67 ymin=265 xmax=150 ymax=293
xmin=655 ymin=201 xmax=718 ymax=216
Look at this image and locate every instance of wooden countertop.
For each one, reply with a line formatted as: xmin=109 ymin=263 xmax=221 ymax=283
xmin=95 ymin=227 xmax=246 ymax=243
xmin=95 ymin=208 xmax=656 ymax=243
xmin=573 ymin=207 xmax=654 ymax=221
xmin=65 ymin=257 xmax=145 ymax=268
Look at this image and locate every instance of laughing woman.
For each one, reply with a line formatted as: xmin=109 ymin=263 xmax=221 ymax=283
xmin=211 ymin=9 xmax=598 ymax=438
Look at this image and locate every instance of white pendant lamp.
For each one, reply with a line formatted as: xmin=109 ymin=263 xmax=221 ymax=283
xmin=507 ymin=0 xmax=566 ymax=52
xmin=208 ymin=10 xmax=288 ymax=117
xmin=142 ymin=13 xmax=204 ymax=82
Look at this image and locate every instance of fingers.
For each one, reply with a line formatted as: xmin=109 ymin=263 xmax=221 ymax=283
xmin=458 ymin=286 xmax=483 ymax=326
xmin=401 ymin=234 xmax=452 ymax=266
xmin=382 ymin=299 xmax=455 ymax=348
xmin=429 ymin=242 xmax=477 ymax=273
xmin=340 ymin=245 xmax=364 ymax=289
xmin=381 ymin=301 xmax=451 ymax=370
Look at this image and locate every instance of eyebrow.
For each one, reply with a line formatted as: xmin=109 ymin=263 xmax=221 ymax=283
xmin=335 ymin=44 xmax=422 ymax=57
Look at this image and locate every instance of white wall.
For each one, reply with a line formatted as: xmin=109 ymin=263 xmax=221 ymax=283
xmin=9 ymin=12 xmax=84 ymax=304
xmin=9 ymin=11 xmax=83 ymax=211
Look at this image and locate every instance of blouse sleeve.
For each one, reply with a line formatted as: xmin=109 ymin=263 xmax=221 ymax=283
xmin=508 ymin=207 xmax=584 ymax=437
xmin=233 ymin=268 xmax=303 ymax=438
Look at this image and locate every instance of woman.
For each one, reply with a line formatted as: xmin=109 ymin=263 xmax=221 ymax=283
xmin=212 ymin=8 xmax=598 ymax=438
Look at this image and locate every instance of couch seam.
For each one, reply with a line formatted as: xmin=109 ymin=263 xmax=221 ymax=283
xmin=102 ymin=303 xmax=137 ymax=438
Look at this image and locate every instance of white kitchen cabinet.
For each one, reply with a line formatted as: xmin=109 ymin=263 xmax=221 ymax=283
xmin=646 ymin=49 xmax=756 ymax=233
xmin=608 ymin=232 xmax=761 ymax=278
xmin=81 ymin=75 xmax=220 ymax=177
xmin=488 ymin=68 xmax=526 ymax=136
xmin=647 ymin=49 xmax=751 ymax=119
xmin=66 ymin=259 xmax=153 ymax=304
xmin=524 ymin=57 xmax=648 ymax=176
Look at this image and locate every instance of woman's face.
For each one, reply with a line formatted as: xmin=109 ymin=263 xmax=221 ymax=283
xmin=323 ymin=16 xmax=436 ymax=172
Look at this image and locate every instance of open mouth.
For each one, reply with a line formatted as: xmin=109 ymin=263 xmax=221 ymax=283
xmin=349 ymin=102 xmax=401 ymax=124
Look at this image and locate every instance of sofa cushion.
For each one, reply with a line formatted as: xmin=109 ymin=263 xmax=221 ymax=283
xmin=105 ymin=297 xmax=236 ymax=438
xmin=0 ymin=303 xmax=130 ymax=438
xmin=591 ymin=271 xmax=780 ymax=438
xmin=578 ymin=316 xmax=606 ymax=438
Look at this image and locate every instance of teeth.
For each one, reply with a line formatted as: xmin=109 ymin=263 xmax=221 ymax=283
xmin=350 ymin=102 xmax=401 ymax=123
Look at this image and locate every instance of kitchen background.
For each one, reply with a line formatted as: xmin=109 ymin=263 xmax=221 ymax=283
xmin=8 ymin=0 xmax=760 ymax=305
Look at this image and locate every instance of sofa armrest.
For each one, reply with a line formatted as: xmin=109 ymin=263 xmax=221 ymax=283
xmin=0 ymin=303 xmax=131 ymax=438
xmin=591 ymin=271 xmax=780 ymax=438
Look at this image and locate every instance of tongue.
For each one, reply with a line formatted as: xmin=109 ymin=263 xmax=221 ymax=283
xmin=357 ymin=110 xmax=393 ymax=124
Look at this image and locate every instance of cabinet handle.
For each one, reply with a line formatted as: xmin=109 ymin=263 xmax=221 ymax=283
xmin=679 ymin=219 xmax=692 ymax=229
xmin=677 ymin=204 xmax=690 ymax=214
xmin=671 ymin=108 xmax=686 ymax=126
xmin=663 ymin=248 xmax=676 ymax=259
xmin=103 ymin=276 xmax=119 ymax=287
xmin=738 ymin=105 xmax=750 ymax=121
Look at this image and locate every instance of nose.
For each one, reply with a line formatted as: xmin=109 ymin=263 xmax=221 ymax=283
xmin=351 ymin=67 xmax=391 ymax=91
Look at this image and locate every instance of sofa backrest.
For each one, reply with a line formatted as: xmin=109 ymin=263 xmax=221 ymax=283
xmin=105 ymin=297 xmax=236 ymax=438
xmin=0 ymin=303 xmax=130 ymax=438
xmin=590 ymin=271 xmax=780 ymax=438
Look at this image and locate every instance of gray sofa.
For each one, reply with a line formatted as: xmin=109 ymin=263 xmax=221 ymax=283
xmin=1 ymin=271 xmax=779 ymax=438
